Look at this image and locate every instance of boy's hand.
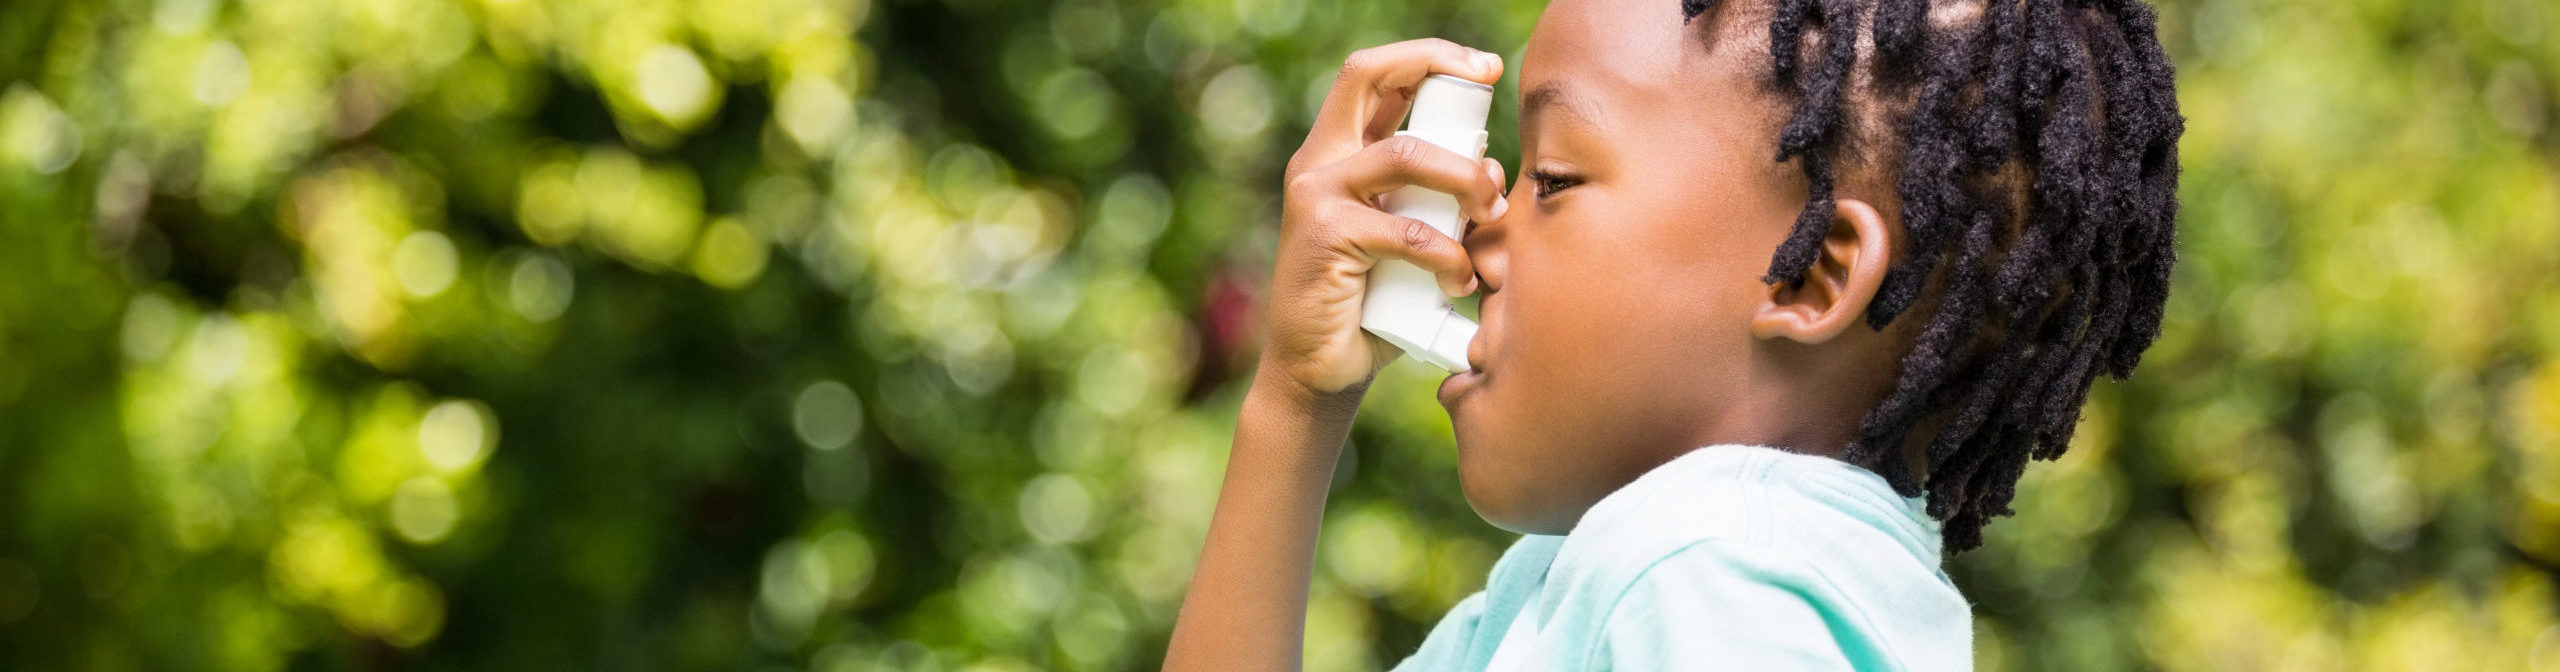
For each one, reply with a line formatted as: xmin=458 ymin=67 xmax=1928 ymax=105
xmin=1166 ymin=40 xmax=1508 ymax=672
xmin=1261 ymin=38 xmax=1509 ymax=400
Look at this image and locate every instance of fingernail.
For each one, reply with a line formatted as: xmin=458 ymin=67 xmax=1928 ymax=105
xmin=1465 ymin=276 xmax=1481 ymax=295
xmin=1491 ymin=197 xmax=1509 ymax=221
xmin=1476 ymin=52 xmax=1501 ymax=75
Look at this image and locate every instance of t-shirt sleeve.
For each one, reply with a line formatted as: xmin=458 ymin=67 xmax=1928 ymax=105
xmin=1594 ymin=542 xmax=1866 ymax=671
xmin=1388 ymin=590 xmax=1489 ymax=672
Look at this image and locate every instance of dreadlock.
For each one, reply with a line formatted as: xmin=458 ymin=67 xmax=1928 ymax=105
xmin=1680 ymin=0 xmax=2185 ymax=552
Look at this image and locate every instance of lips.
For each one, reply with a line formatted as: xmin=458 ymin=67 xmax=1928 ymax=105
xmin=1438 ymin=296 xmax=1495 ymax=408
xmin=1436 ymin=365 xmax=1481 ymax=408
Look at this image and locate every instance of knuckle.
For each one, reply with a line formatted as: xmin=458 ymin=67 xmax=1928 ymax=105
xmin=1401 ymin=218 xmax=1436 ymax=253
xmin=1280 ymin=166 xmax=1341 ymax=205
xmin=1380 ymin=137 xmax=1425 ymax=170
xmin=1284 ymin=162 xmax=1341 ymax=201
xmin=1338 ymin=50 xmax=1379 ymax=81
xmin=1282 ymin=168 xmax=1316 ymax=198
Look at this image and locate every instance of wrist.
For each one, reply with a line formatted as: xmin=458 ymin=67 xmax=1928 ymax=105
xmin=1231 ymin=360 xmax=1366 ymax=477
xmin=1248 ymin=358 xmax=1367 ymax=424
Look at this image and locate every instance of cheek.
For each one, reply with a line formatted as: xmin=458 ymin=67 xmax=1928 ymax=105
xmin=1485 ymin=195 xmax=1761 ymax=426
xmin=1529 ymin=203 xmax=1746 ymax=350
xmin=1489 ymin=216 xmax=1724 ymax=420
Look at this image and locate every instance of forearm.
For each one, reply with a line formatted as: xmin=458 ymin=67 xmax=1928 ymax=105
xmin=1163 ymin=367 xmax=1364 ymax=672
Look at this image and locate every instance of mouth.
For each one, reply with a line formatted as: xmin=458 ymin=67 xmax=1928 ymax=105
xmin=1440 ymin=288 xmax=1500 ymax=408
xmin=1433 ymin=364 xmax=1474 ymax=407
xmin=1436 ymin=327 xmax=1490 ymax=408
xmin=1436 ymin=366 xmax=1481 ymax=408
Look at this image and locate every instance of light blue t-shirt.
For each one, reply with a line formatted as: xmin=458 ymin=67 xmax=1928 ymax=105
xmin=1390 ymin=445 xmax=1974 ymax=671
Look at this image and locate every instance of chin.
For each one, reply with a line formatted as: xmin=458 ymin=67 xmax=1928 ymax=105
xmin=1452 ymin=436 xmax=1577 ymax=535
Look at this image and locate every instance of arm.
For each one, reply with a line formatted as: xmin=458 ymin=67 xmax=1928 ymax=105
xmin=1162 ymin=38 xmax=1509 ymax=672
xmin=1161 ymin=369 xmax=1362 ymax=671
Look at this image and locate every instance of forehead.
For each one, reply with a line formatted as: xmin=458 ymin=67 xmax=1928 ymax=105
xmin=1519 ymin=0 xmax=1777 ymax=129
xmin=1523 ymin=0 xmax=1690 ymax=88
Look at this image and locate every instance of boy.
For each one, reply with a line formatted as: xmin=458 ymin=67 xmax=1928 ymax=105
xmin=1166 ymin=0 xmax=2183 ymax=669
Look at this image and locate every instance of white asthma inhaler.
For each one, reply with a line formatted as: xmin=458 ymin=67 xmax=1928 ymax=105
xmin=1359 ymin=73 xmax=1491 ymax=374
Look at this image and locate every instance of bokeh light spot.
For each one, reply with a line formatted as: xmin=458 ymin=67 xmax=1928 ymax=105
xmin=813 ymin=529 xmax=875 ymax=602
xmin=1324 ymin=506 xmax=1421 ymax=597
xmin=120 ymin=293 xmax=183 ymax=363
xmin=417 ymin=399 xmax=493 ymax=473
xmin=637 ymin=44 xmax=716 ymax=126
xmin=1089 ymin=173 xmax=1171 ymax=261
xmin=152 ymin=0 xmax=214 ymax=34
xmin=376 ymin=579 xmax=444 ymax=648
xmin=0 ymin=85 xmax=80 ymax=175
xmin=691 ymin=217 xmax=769 ymax=290
xmin=192 ymin=41 xmax=250 ymax=106
xmin=1019 ymin=473 xmax=1096 ymax=545
xmin=793 ymin=380 xmax=863 ymax=451
xmin=1197 ymin=65 xmax=1274 ymax=142
xmin=388 ymin=477 xmax=459 ymax=544
xmin=1073 ymin=345 xmax=1149 ymax=417
xmin=756 ymin=539 xmax=830 ymax=640
xmin=776 ymin=76 xmax=853 ymax=153
xmin=392 ymin=231 xmax=458 ymax=298
xmin=1035 ymin=68 xmax=1118 ymax=140
xmin=504 ymin=252 xmax=574 ymax=322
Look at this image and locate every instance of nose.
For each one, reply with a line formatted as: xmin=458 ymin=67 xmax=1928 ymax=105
xmin=1465 ymin=179 xmax=1517 ymax=293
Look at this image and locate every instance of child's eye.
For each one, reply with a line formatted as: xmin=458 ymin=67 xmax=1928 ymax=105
xmin=1528 ymin=169 xmax=1582 ymax=200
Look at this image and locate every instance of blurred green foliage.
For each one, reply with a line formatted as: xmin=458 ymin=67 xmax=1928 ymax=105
xmin=1 ymin=0 xmax=2557 ymax=670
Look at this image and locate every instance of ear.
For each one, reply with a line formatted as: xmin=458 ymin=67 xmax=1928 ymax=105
xmin=1751 ymin=198 xmax=1893 ymax=344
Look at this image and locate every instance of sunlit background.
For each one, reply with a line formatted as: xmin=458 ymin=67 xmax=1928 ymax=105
xmin=1 ymin=0 xmax=2556 ymax=669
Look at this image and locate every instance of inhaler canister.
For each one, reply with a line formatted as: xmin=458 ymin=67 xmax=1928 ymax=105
xmin=1359 ymin=74 xmax=1491 ymax=374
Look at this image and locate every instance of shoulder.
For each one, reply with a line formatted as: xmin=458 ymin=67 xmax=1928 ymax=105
xmin=1388 ymin=534 xmax=1567 ymax=672
xmin=1585 ymin=538 xmax=1973 ymax=671
xmin=1557 ymin=446 xmax=1929 ymax=574
xmin=1590 ymin=540 xmax=1862 ymax=669
xmin=1541 ymin=447 xmax=1975 ymax=670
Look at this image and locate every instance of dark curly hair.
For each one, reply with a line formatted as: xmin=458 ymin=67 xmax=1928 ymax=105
xmin=1681 ymin=0 xmax=2185 ymax=552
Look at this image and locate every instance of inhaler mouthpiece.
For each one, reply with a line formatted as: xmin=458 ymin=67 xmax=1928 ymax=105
xmin=1359 ymin=74 xmax=1492 ymax=374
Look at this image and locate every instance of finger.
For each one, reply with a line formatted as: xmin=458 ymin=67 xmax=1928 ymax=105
xmin=1360 ymin=85 xmax=1416 ymax=145
xmin=1326 ymin=135 xmax=1508 ymax=225
xmin=1306 ymin=39 xmax=1503 ymax=157
xmin=1323 ymin=205 xmax=1478 ymax=298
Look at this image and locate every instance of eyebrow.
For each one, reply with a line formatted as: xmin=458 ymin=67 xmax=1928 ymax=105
xmin=1521 ymin=82 xmax=1602 ymax=130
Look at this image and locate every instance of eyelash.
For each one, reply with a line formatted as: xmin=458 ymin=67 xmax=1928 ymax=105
xmin=1526 ymin=168 xmax=1582 ymax=199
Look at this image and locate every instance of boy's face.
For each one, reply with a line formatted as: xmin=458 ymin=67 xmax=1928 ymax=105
xmin=1438 ymin=0 xmax=1815 ymax=534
